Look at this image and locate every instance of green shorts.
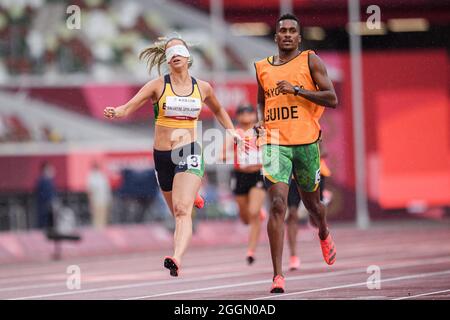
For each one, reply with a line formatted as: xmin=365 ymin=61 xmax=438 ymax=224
xmin=262 ymin=142 xmax=321 ymax=192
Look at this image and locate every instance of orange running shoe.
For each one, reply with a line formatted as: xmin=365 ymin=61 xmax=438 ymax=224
xmin=270 ymin=275 xmax=285 ymax=293
xmin=194 ymin=193 xmax=205 ymax=209
xmin=289 ymin=256 xmax=301 ymax=271
xmin=164 ymin=256 xmax=180 ymax=277
xmin=320 ymin=233 xmax=336 ymax=265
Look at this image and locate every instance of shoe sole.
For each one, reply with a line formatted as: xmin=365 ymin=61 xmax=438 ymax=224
xmin=324 ymin=246 xmax=336 ymax=265
xmin=247 ymin=256 xmax=255 ymax=265
xmin=164 ymin=257 xmax=179 ymax=277
xmin=270 ymin=287 xmax=285 ymax=293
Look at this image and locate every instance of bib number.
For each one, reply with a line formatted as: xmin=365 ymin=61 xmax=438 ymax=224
xmin=315 ymin=169 xmax=321 ymax=184
xmin=187 ymin=155 xmax=201 ymax=170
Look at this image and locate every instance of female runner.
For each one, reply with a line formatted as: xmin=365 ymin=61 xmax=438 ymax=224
xmin=104 ymin=37 xmax=239 ymax=277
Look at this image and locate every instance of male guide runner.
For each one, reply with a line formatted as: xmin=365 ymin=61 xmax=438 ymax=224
xmin=255 ymin=13 xmax=338 ymax=293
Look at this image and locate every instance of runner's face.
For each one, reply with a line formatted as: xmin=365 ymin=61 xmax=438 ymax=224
xmin=166 ymin=39 xmax=189 ymax=70
xmin=237 ymin=111 xmax=257 ymax=126
xmin=275 ymin=20 xmax=300 ymax=52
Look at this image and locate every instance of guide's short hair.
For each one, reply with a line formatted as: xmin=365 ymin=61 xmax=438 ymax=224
xmin=276 ymin=13 xmax=300 ymax=30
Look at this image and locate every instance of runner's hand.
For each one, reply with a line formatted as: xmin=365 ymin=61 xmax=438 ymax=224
xmin=253 ymin=120 xmax=266 ymax=137
xmin=276 ymin=80 xmax=295 ymax=94
xmin=103 ymin=106 xmax=126 ymax=119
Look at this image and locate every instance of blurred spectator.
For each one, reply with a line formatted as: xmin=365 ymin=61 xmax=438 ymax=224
xmin=41 ymin=125 xmax=63 ymax=143
xmin=0 ymin=0 xmax=241 ymax=77
xmin=117 ymin=168 xmax=159 ymax=223
xmin=87 ymin=162 xmax=112 ymax=229
xmin=34 ymin=161 xmax=56 ymax=230
xmin=54 ymin=198 xmax=78 ymax=236
xmin=5 ymin=114 xmax=31 ymax=142
xmin=0 ymin=114 xmax=7 ymax=142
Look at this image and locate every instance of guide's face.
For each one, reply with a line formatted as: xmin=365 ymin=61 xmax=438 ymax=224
xmin=275 ymin=19 xmax=301 ymax=51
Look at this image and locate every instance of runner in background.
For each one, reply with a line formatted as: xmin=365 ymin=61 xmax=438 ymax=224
xmin=223 ymin=104 xmax=267 ymax=265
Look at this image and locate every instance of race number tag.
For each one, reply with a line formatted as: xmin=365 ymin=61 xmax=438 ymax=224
xmin=187 ymin=155 xmax=201 ymax=170
xmin=165 ymin=96 xmax=202 ymax=119
xmin=315 ymin=168 xmax=321 ymax=184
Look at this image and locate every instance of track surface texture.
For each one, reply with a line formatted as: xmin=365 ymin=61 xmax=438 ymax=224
xmin=1 ymin=220 xmax=449 ymax=300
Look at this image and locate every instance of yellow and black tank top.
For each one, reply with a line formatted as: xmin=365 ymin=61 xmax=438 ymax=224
xmin=153 ymin=74 xmax=203 ymax=129
xmin=255 ymin=50 xmax=324 ymax=145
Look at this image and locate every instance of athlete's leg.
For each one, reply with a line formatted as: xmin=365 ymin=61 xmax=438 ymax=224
xmin=263 ymin=144 xmax=292 ymax=291
xmin=299 ymin=188 xmax=328 ymax=240
xmin=246 ymin=186 xmax=266 ymax=256
xmin=267 ymin=182 xmax=289 ymax=277
xmin=286 ymin=183 xmax=301 ymax=258
xmin=161 ymin=191 xmax=174 ymax=214
xmin=291 ymin=141 xmax=328 ymax=239
xmin=171 ymin=172 xmax=202 ymax=264
xmin=235 ymin=195 xmax=250 ymax=225
xmin=292 ymin=142 xmax=336 ymax=265
xmin=286 ymin=206 xmax=299 ymax=257
xmin=299 ymin=187 xmax=336 ymax=265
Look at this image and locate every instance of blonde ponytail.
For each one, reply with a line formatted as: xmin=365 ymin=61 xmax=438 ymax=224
xmin=139 ymin=38 xmax=167 ymax=75
xmin=139 ymin=37 xmax=193 ymax=75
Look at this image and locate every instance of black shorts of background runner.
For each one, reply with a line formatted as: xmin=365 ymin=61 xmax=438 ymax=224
xmin=230 ymin=170 xmax=265 ymax=195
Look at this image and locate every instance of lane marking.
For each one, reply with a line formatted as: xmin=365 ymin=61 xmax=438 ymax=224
xmin=392 ymin=289 xmax=450 ymax=300
xmin=253 ymin=270 xmax=450 ymax=300
xmin=1 ymin=231 xmax=446 ymax=280
xmin=3 ymin=245 xmax=448 ymax=295
xmin=8 ymin=269 xmax=270 ymax=300
xmin=122 ymin=257 xmax=450 ymax=300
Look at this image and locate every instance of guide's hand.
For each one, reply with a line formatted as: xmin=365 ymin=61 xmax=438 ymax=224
xmin=253 ymin=120 xmax=266 ymax=137
xmin=276 ymin=80 xmax=295 ymax=94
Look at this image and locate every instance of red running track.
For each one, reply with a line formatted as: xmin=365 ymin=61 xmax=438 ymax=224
xmin=0 ymin=220 xmax=449 ymax=300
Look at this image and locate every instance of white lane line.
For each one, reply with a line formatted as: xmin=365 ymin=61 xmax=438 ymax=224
xmin=1 ymin=235 xmax=446 ymax=284
xmin=2 ymin=247 xmax=430 ymax=295
xmin=253 ymin=270 xmax=450 ymax=300
xmin=0 ymin=248 xmax=248 ymax=282
xmin=122 ymin=269 xmax=368 ymax=300
xmin=0 ymin=234 xmax=439 ymax=281
xmin=122 ymin=257 xmax=450 ymax=300
xmin=8 ymin=268 xmax=271 ymax=300
xmin=392 ymin=289 xmax=450 ymax=300
xmin=8 ymin=255 xmax=450 ymax=300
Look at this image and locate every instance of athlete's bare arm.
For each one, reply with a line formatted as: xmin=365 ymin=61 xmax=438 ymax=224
xmin=256 ymin=81 xmax=265 ymax=123
xmin=276 ymin=53 xmax=338 ymax=108
xmin=254 ymin=80 xmax=266 ymax=136
xmin=104 ymin=77 xmax=163 ymax=118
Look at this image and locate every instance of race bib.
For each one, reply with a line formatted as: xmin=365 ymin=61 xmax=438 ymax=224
xmin=187 ymin=155 xmax=201 ymax=170
xmin=165 ymin=96 xmax=202 ymax=119
xmin=315 ymin=168 xmax=321 ymax=184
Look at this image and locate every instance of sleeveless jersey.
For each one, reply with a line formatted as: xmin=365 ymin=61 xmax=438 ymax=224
xmin=233 ymin=127 xmax=261 ymax=170
xmin=153 ymin=74 xmax=203 ymax=128
xmin=254 ymin=50 xmax=324 ymax=145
